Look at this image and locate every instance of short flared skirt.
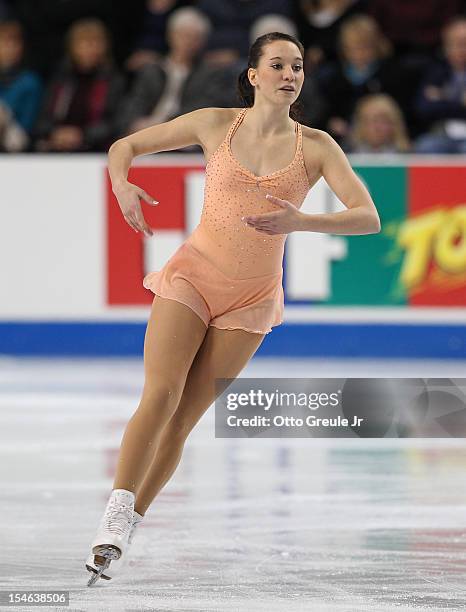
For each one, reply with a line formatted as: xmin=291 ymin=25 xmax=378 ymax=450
xmin=142 ymin=241 xmax=284 ymax=335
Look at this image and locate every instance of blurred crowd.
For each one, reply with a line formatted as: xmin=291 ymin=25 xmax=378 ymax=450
xmin=0 ymin=0 xmax=465 ymax=154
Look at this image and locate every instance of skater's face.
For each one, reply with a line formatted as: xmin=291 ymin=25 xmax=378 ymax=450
xmin=248 ymin=40 xmax=304 ymax=106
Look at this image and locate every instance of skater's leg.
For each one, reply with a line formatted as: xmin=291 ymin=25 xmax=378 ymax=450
xmin=87 ymin=296 xmax=209 ymax=584
xmin=134 ymin=326 xmax=265 ymax=515
xmin=112 ymin=296 xmax=208 ymax=493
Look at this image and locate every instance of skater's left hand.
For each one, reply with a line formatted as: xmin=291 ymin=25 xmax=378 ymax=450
xmin=242 ymin=194 xmax=304 ymax=235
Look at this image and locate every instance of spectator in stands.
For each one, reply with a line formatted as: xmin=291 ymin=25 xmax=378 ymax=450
xmin=344 ymin=94 xmax=411 ymax=153
xmin=368 ymin=2 xmax=464 ymax=134
xmin=12 ymin=0 xmax=146 ymax=78
xmin=0 ymin=20 xmax=42 ymax=151
xmin=117 ymin=7 xmax=218 ymax=136
xmin=125 ymin=0 xmax=196 ymax=73
xmin=34 ymin=19 xmax=125 ymax=152
xmin=196 ymin=0 xmax=296 ymax=64
xmin=414 ymin=17 xmax=466 ymax=154
xmin=297 ymin=0 xmax=368 ymax=72
xmin=316 ymin=14 xmax=411 ymax=143
xmin=367 ymin=0 xmax=463 ymax=58
xmin=0 ymin=99 xmax=28 ymax=151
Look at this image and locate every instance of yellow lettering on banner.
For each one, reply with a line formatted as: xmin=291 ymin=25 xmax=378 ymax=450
xmin=434 ymin=205 xmax=466 ymax=275
xmin=397 ymin=210 xmax=446 ymax=289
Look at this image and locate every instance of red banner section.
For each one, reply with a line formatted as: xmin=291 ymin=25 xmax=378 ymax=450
xmin=107 ymin=165 xmax=199 ymax=305
xmin=406 ymin=166 xmax=466 ymax=306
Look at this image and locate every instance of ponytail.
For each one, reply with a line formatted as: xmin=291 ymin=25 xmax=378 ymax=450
xmin=237 ymin=68 xmax=254 ymax=108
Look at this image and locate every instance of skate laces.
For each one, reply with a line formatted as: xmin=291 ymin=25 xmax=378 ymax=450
xmin=102 ymin=499 xmax=133 ymax=536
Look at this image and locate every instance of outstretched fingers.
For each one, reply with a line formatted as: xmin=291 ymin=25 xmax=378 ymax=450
xmin=138 ymin=189 xmax=159 ymax=206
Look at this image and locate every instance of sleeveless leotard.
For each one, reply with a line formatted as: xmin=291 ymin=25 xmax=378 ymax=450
xmin=143 ymin=108 xmax=311 ymax=334
xmin=187 ymin=107 xmax=310 ymax=278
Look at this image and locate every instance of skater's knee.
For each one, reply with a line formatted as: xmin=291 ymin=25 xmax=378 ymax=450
xmin=140 ymin=381 xmax=183 ymax=417
xmin=163 ymin=415 xmax=194 ymax=444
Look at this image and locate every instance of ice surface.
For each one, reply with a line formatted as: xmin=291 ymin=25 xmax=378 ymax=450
xmin=1 ymin=356 xmax=466 ymax=611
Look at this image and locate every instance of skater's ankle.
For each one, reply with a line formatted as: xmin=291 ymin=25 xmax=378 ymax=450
xmin=111 ymin=487 xmax=136 ymax=495
xmin=134 ymin=506 xmax=145 ymax=518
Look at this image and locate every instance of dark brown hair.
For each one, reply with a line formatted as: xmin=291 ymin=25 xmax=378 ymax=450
xmin=236 ymin=32 xmax=305 ymax=122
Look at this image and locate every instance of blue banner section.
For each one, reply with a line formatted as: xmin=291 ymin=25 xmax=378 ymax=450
xmin=0 ymin=322 xmax=465 ymax=358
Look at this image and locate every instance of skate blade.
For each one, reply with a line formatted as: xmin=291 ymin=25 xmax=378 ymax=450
xmin=86 ymin=557 xmax=111 ymax=587
xmin=86 ymin=547 xmax=120 ymax=587
xmin=85 ymin=563 xmax=112 ymax=581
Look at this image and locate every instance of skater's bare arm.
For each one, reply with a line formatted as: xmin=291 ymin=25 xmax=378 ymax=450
xmin=108 ymin=107 xmax=214 ymax=188
xmin=108 ymin=107 xmax=216 ymax=235
xmin=299 ymin=131 xmax=381 ymax=235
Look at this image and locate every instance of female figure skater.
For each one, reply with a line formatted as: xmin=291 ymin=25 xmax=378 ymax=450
xmin=86 ymin=31 xmax=380 ymax=585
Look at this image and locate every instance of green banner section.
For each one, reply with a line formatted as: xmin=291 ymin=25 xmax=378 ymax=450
xmin=325 ymin=166 xmax=407 ymax=305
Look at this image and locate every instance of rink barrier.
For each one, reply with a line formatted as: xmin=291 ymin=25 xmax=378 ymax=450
xmin=0 ymin=322 xmax=465 ymax=358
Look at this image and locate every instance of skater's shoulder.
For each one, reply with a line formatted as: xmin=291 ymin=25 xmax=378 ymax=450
xmin=301 ymin=125 xmax=332 ymax=147
xmin=190 ymin=107 xmax=243 ymax=130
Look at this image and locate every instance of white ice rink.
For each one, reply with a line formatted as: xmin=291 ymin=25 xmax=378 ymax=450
xmin=1 ymin=356 xmax=466 ymax=611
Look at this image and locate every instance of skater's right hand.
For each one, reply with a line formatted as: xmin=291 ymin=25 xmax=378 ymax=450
xmin=113 ymin=180 xmax=159 ymax=236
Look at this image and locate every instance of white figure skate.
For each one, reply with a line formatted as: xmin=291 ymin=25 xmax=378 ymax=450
xmin=85 ymin=509 xmax=144 ymax=581
xmin=86 ymin=488 xmax=135 ymax=587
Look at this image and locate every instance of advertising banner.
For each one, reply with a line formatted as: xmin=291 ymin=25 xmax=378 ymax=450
xmin=107 ymin=164 xmax=466 ymax=308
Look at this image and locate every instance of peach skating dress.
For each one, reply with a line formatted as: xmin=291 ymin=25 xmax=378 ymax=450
xmin=143 ymin=107 xmax=310 ymax=334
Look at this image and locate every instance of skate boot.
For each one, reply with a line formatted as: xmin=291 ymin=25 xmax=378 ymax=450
xmin=85 ymin=509 xmax=144 ymax=580
xmin=86 ymin=488 xmax=135 ymax=586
